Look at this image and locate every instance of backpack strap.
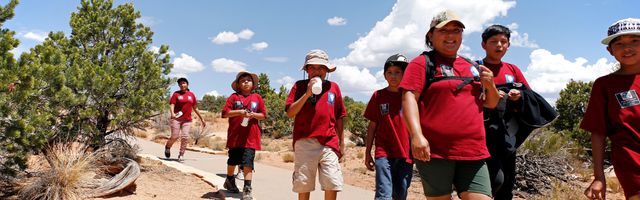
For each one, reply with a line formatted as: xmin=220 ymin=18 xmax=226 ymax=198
xmin=422 ymin=51 xmax=481 ymax=91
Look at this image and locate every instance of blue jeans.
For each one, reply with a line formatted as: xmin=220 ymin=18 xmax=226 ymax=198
xmin=374 ymin=157 xmax=413 ymax=200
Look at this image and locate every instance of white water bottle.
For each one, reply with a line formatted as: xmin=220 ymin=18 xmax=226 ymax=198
xmin=241 ymin=117 xmax=249 ymax=127
xmin=311 ymin=77 xmax=322 ymax=95
xmin=175 ymin=111 xmax=183 ymax=118
xmin=241 ymin=109 xmax=251 ymax=127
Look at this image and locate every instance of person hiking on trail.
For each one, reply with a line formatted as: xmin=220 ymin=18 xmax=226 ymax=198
xmin=363 ymin=54 xmax=412 ymax=200
xmin=221 ymin=71 xmax=267 ymax=200
xmin=399 ymin=10 xmax=500 ymax=200
xmin=581 ymin=18 xmax=640 ymax=200
xmin=479 ymin=24 xmax=557 ymax=200
xmin=165 ymin=77 xmax=206 ymax=161
xmin=286 ymin=49 xmax=346 ymax=200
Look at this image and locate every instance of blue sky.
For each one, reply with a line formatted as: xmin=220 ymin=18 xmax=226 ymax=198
xmin=6 ymin=0 xmax=639 ymax=104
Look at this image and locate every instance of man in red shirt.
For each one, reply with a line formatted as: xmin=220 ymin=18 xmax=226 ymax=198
xmin=286 ymin=49 xmax=346 ymax=200
xmin=364 ymin=54 xmax=412 ymax=200
xmin=222 ymin=71 xmax=266 ymax=200
xmin=165 ymin=78 xmax=206 ymax=160
xmin=400 ymin=10 xmax=499 ymax=200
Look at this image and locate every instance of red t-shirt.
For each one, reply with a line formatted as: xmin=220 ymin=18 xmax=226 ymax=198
xmin=398 ymin=53 xmax=490 ymax=160
xmin=286 ymin=80 xmax=347 ymax=158
xmin=363 ymin=88 xmax=412 ymax=164
xmin=580 ymin=74 xmax=640 ymax=195
xmin=169 ymin=90 xmax=197 ymax=121
xmin=222 ymin=93 xmax=266 ymax=150
xmin=484 ymin=62 xmax=529 ymax=87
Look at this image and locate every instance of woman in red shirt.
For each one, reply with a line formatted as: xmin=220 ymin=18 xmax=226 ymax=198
xmin=165 ymin=77 xmax=206 ymax=160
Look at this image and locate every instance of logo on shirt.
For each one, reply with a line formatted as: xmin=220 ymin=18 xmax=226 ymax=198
xmin=177 ymin=96 xmax=184 ymax=100
xmin=328 ymin=92 xmax=336 ymax=104
xmin=615 ymin=90 xmax=640 ymax=108
xmin=440 ymin=64 xmax=455 ymax=77
xmin=505 ymin=74 xmax=515 ymax=84
xmin=187 ymin=95 xmax=193 ymax=102
xmin=233 ymin=101 xmax=244 ymax=109
xmin=251 ymin=101 xmax=258 ymax=111
xmin=379 ymin=103 xmax=390 ymax=115
xmin=470 ymin=66 xmax=480 ymax=77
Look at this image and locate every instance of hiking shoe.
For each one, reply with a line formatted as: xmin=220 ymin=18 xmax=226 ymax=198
xmin=177 ymin=154 xmax=183 ymax=162
xmin=235 ymin=171 xmax=244 ymax=180
xmin=242 ymin=186 xmax=253 ymax=200
xmin=164 ymin=148 xmax=170 ymax=158
xmin=223 ymin=178 xmax=240 ymax=193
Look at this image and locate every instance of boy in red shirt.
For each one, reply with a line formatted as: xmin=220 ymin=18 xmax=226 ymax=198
xmin=581 ymin=18 xmax=640 ymax=200
xmin=364 ymin=54 xmax=412 ymax=200
xmin=165 ymin=77 xmax=206 ymax=160
xmin=286 ymin=49 xmax=346 ymax=200
xmin=222 ymin=71 xmax=267 ymax=200
xmin=480 ymin=24 xmax=530 ymax=200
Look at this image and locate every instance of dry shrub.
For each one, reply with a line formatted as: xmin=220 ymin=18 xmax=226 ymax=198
xmin=132 ymin=130 xmax=148 ymax=139
xmin=20 ymin=143 xmax=103 ymax=200
xmin=282 ymin=153 xmax=294 ymax=163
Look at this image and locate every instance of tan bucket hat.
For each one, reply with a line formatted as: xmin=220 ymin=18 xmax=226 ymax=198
xmin=231 ymin=71 xmax=259 ymax=92
xmin=300 ymin=49 xmax=336 ymax=72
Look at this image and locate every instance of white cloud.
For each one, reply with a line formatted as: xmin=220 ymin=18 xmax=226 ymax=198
xmin=212 ymin=31 xmax=239 ymax=44
xmin=523 ymin=49 xmax=615 ymax=104
xmin=264 ymin=57 xmax=289 ymax=63
xmin=211 ymin=29 xmax=254 ymax=44
xmin=327 ymin=17 xmax=347 ymax=26
xmin=276 ymin=76 xmax=296 ymax=90
xmin=505 ymin=23 xmax=539 ymax=48
xmin=237 ymin=29 xmax=254 ymax=40
xmin=331 ymin=0 xmax=516 ymax=98
xmin=136 ymin=16 xmax=159 ymax=26
xmin=21 ymin=31 xmax=47 ymax=42
xmin=173 ymin=53 xmax=205 ymax=74
xmin=205 ymin=90 xmax=221 ymax=97
xmin=211 ymin=58 xmax=247 ymax=73
xmin=168 ymin=73 xmax=188 ymax=78
xmin=249 ymin=42 xmax=268 ymax=52
xmin=150 ymin=46 xmax=176 ymax=56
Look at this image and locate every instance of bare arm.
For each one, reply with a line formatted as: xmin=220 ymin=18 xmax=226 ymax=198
xmin=193 ymin=107 xmax=206 ymax=128
xmin=336 ymin=117 xmax=345 ymax=162
xmin=222 ymin=109 xmax=247 ymax=118
xmin=248 ymin=111 xmax=266 ymax=121
xmin=286 ymin=79 xmax=316 ymax=118
xmin=584 ymin=131 xmax=607 ymax=200
xmin=364 ymin=121 xmax=377 ymax=171
xmin=169 ymin=104 xmax=176 ymax=119
xmin=479 ymin=65 xmax=500 ymax=109
xmin=402 ymin=90 xmax=430 ymax=161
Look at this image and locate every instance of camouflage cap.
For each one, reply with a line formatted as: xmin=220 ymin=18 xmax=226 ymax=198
xmin=430 ymin=10 xmax=465 ymax=30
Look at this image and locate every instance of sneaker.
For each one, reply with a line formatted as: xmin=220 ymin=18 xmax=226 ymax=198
xmin=164 ymin=148 xmax=170 ymax=158
xmin=242 ymin=186 xmax=253 ymax=200
xmin=235 ymin=171 xmax=244 ymax=180
xmin=223 ymin=178 xmax=240 ymax=193
xmin=177 ymin=154 xmax=183 ymax=162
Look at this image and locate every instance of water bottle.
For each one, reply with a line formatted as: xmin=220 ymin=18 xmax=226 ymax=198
xmin=311 ymin=77 xmax=322 ymax=95
xmin=241 ymin=109 xmax=251 ymax=127
xmin=175 ymin=111 xmax=183 ymax=118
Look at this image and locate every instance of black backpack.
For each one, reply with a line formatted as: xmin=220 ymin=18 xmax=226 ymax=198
xmin=421 ymin=50 xmax=481 ymax=92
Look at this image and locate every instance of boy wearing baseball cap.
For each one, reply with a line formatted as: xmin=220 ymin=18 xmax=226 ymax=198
xmin=222 ymin=71 xmax=266 ymax=200
xmin=581 ymin=18 xmax=640 ymax=200
xmin=286 ymin=49 xmax=346 ymax=200
xmin=363 ymin=54 xmax=412 ymax=200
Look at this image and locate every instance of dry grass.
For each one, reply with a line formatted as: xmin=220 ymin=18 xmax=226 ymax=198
xmin=356 ymin=150 xmax=364 ymax=159
xmin=200 ymin=136 xmax=226 ymax=151
xmin=606 ymin=177 xmax=622 ymax=194
xmin=282 ymin=153 xmax=294 ymax=163
xmin=133 ymin=130 xmax=149 ymax=139
xmin=19 ymin=144 xmax=102 ymax=200
xmin=532 ymin=180 xmax=583 ymax=200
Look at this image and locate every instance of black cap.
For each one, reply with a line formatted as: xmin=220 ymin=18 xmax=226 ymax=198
xmin=384 ymin=54 xmax=408 ymax=72
xmin=177 ymin=77 xmax=189 ymax=84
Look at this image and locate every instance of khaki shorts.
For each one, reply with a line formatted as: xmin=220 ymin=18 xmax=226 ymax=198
xmin=292 ymin=138 xmax=343 ymax=193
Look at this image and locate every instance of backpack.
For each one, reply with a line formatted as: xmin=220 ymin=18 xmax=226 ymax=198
xmin=422 ymin=50 xmax=481 ymax=92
